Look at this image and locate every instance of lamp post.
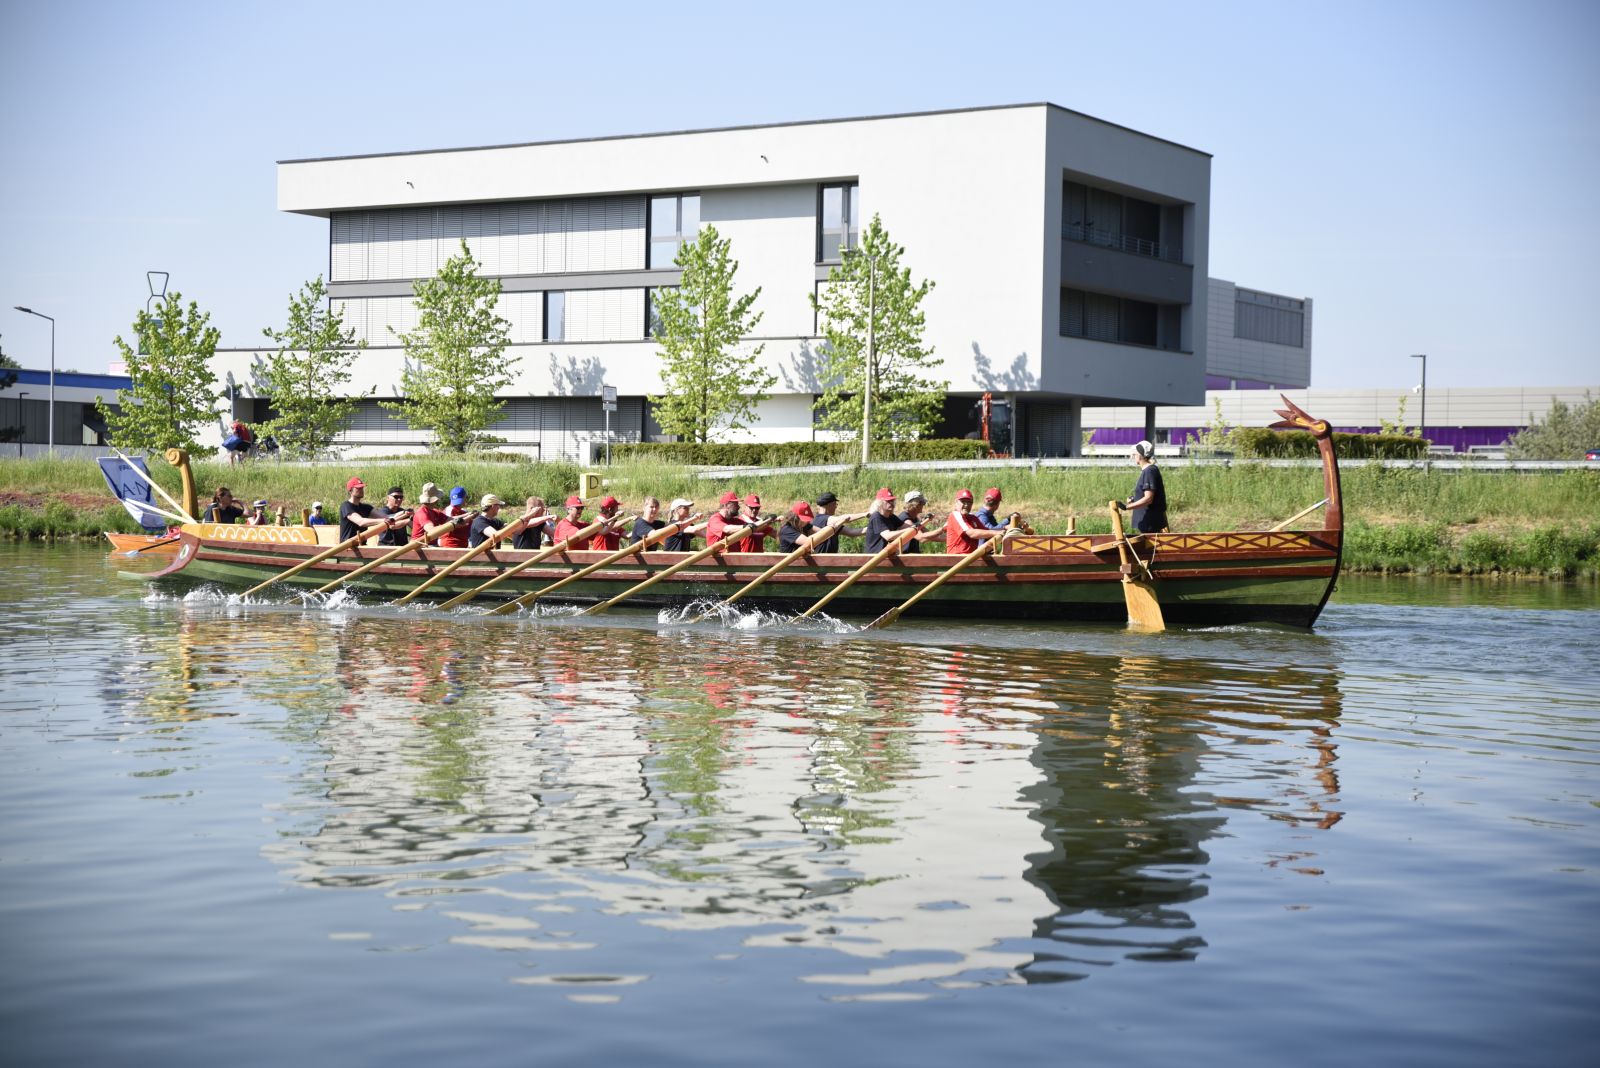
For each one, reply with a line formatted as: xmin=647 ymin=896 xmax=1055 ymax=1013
xmin=1409 ymin=353 xmax=1427 ymax=449
xmin=14 ymin=307 xmax=54 ymax=455
xmin=16 ymin=391 xmax=27 ymax=458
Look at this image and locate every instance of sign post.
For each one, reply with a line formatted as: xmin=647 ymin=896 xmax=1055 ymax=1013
xmin=602 ymin=385 xmax=617 ymax=465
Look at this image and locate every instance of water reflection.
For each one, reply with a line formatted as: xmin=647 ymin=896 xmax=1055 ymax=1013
xmin=109 ymin=604 xmax=1346 ymax=991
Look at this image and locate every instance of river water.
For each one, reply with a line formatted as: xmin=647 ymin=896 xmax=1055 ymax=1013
xmin=2 ymin=544 xmax=1596 ymax=1066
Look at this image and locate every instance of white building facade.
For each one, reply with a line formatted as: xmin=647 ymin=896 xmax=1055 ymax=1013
xmin=211 ymin=104 xmax=1212 ymax=460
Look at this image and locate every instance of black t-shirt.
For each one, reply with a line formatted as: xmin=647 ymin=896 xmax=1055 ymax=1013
xmin=339 ymin=500 xmax=373 ymax=542
xmin=631 ymin=518 xmax=665 ymax=545
xmin=777 ymin=521 xmax=813 ymax=553
xmin=202 ymin=503 xmax=244 ymax=525
xmin=1130 ymin=465 xmax=1168 ymax=533
xmin=661 ymin=525 xmax=694 ymax=552
xmin=468 ymin=514 xmax=505 ymax=548
xmin=513 ymin=518 xmax=551 ymax=551
xmin=374 ymin=505 xmax=406 ymax=546
xmin=811 ymin=513 xmax=841 ymax=553
xmin=864 ymin=511 xmax=908 ymax=553
xmin=895 ymin=510 xmax=923 ymax=553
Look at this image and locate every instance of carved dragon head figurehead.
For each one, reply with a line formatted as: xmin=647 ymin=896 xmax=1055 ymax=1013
xmin=1270 ymin=395 xmax=1331 ymax=439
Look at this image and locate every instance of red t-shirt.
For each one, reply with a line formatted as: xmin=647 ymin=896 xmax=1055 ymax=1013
xmin=706 ymin=513 xmax=748 ymax=547
xmin=554 ymin=517 xmax=591 ymax=550
xmin=592 ymin=517 xmax=622 ymax=552
xmin=729 ymin=512 xmax=775 ymax=552
xmin=437 ymin=505 xmax=470 ymax=548
xmin=411 ymin=504 xmax=451 ymax=541
xmin=945 ymin=511 xmax=987 ymax=555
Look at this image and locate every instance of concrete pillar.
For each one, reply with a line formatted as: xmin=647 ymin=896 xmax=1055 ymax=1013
xmin=1143 ymin=404 xmax=1157 ymax=444
xmin=1067 ymin=397 xmax=1083 ymax=457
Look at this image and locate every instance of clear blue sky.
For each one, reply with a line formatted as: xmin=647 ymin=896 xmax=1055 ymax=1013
xmin=2 ymin=0 xmax=1595 ymax=390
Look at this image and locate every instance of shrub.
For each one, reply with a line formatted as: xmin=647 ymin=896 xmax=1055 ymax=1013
xmin=1233 ymin=428 xmax=1427 ymax=460
xmin=611 ymin=439 xmax=989 ymax=466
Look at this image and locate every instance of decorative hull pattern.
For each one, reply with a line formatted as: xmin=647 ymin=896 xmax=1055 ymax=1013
xmin=140 ymin=524 xmax=1342 ymax=628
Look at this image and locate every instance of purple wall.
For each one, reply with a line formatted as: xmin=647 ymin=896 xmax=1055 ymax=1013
xmin=1086 ymin=424 xmax=1520 ymax=452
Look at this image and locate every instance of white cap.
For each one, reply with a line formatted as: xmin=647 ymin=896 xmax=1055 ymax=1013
xmin=904 ymin=489 xmax=927 ymax=504
xmin=669 ymin=498 xmax=693 ymax=511
xmin=311 ymin=501 xmax=323 ymax=509
xmin=480 ymin=494 xmax=504 ymax=508
xmin=1133 ymin=440 xmax=1155 ymax=459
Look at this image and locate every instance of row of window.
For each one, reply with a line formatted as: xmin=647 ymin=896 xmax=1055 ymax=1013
xmin=1059 ymin=287 xmax=1181 ymax=350
xmin=1233 ymin=289 xmax=1306 ymax=347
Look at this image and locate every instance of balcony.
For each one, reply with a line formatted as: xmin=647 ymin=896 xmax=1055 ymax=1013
xmin=1062 ymin=222 xmax=1182 ymax=263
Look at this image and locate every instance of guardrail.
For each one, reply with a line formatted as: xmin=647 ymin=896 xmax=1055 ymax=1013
xmin=1062 ymin=222 xmax=1183 ymax=263
xmin=692 ymin=456 xmax=1598 ymax=479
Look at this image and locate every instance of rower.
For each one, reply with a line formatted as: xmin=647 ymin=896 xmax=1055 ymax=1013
xmin=468 ymin=495 xmax=505 ymax=548
xmin=338 ymin=477 xmax=393 ymax=542
xmin=244 ymin=498 xmax=272 ymax=526
xmin=777 ymin=501 xmax=816 ymax=552
xmin=410 ymin=483 xmax=450 ymax=539
xmin=554 ymin=495 xmax=592 ymax=549
xmin=810 ymin=491 xmax=862 ymax=552
xmin=374 ymin=486 xmax=409 ymax=546
xmin=945 ymin=489 xmax=1007 ymax=555
xmin=593 ymin=495 xmax=626 ymax=551
xmin=631 ymin=497 xmax=664 ymax=544
xmin=706 ymin=492 xmax=744 ymax=545
xmin=864 ymin=488 xmax=910 ymax=553
xmin=735 ymin=493 xmax=776 ymax=552
xmin=438 ymin=486 xmax=471 ymax=549
xmin=661 ymin=499 xmax=703 ymax=551
xmin=1117 ymin=440 xmax=1169 ymax=534
xmin=513 ymin=496 xmax=555 ymax=550
xmin=898 ymin=489 xmax=944 ymax=552
xmin=307 ymin=501 xmax=330 ymax=526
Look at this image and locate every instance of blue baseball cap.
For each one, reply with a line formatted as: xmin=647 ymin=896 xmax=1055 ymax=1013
xmin=449 ymin=486 xmax=468 ymax=505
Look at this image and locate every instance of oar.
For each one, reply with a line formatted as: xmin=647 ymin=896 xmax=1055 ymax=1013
xmin=692 ymin=513 xmax=864 ymax=621
xmin=1269 ymin=497 xmax=1331 ymax=532
xmin=491 ymin=514 xmax=702 ymax=615
xmin=391 ymin=508 xmax=546 ymax=606
xmin=795 ymin=526 xmax=918 ymax=620
xmin=436 ymin=515 xmax=634 ymax=611
xmin=240 ymin=519 xmax=395 ymax=598
xmin=1110 ymin=502 xmax=1164 ymax=631
xmin=863 ymin=536 xmax=1000 ymax=630
xmin=309 ymin=511 xmax=475 ymax=595
xmin=111 ymin=446 xmax=199 ymax=524
xmin=122 ymin=535 xmax=182 ymax=555
xmin=579 ymin=525 xmax=751 ymax=616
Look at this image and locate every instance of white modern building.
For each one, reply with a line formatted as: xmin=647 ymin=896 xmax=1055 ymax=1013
xmin=211 ymin=103 xmax=1213 ymax=460
xmin=1205 ymin=277 xmax=1312 ymax=392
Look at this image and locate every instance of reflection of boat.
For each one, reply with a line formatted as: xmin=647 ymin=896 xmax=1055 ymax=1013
xmin=133 ymin=398 xmax=1345 ymax=627
xmin=105 ymin=531 xmax=179 ymax=555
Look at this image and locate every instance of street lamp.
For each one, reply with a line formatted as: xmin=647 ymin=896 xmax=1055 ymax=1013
xmin=858 ymin=252 xmax=879 ymax=466
xmin=14 ymin=307 xmax=54 ymax=455
xmin=15 ymin=391 xmax=27 ymax=458
xmin=1409 ymin=353 xmax=1427 ymax=449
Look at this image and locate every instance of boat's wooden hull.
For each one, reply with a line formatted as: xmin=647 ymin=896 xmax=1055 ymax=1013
xmin=139 ymin=523 xmax=1342 ymax=628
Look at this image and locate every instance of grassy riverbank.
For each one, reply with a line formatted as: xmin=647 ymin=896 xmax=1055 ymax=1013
xmin=3 ymin=455 xmax=1598 ymax=577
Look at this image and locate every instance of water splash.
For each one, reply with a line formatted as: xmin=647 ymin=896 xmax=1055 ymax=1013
xmin=657 ymin=599 xmax=856 ymax=634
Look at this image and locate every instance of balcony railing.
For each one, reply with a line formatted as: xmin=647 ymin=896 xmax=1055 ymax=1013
xmin=1063 ymin=222 xmax=1182 ymax=263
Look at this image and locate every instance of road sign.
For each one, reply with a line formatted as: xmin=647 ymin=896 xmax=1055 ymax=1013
xmin=602 ymin=385 xmax=617 ymax=413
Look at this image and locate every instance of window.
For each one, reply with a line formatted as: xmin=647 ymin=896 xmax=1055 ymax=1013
xmin=1234 ymin=289 xmax=1304 ymax=347
xmin=544 ymin=291 xmax=565 ymax=342
xmin=649 ymin=193 xmax=701 ymax=267
xmin=644 ymin=287 xmax=666 ymax=339
xmin=819 ymin=182 xmax=861 ymax=262
xmin=1060 ymin=287 xmax=1174 ymax=350
xmin=1063 ymin=179 xmax=1176 ymax=262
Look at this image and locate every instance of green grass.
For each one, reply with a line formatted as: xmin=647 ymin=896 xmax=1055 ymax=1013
xmin=3 ymin=455 xmax=1598 ymax=575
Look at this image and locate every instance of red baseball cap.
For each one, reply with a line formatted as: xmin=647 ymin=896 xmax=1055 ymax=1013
xmin=793 ymin=501 xmax=814 ymax=519
xmin=744 ymin=493 xmax=761 ymax=508
xmin=600 ymin=495 xmax=620 ymax=509
xmin=719 ymin=491 xmax=740 ymax=505
xmin=955 ymin=489 xmax=974 ymax=502
xmin=345 ymin=476 xmax=365 ymax=490
xmin=565 ymin=495 xmax=584 ymax=508
xmin=984 ymin=487 xmax=1003 ymax=502
xmin=875 ymin=487 xmax=896 ymax=502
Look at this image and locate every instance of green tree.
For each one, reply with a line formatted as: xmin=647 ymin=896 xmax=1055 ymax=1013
xmin=98 ymin=292 xmax=222 ymax=453
xmin=258 ymin=276 xmax=364 ymax=459
xmin=650 ymin=224 xmax=774 ymax=443
xmin=1192 ymin=397 xmax=1237 ymax=451
xmin=811 ymin=215 xmax=945 ymax=441
xmin=382 ymin=240 xmax=516 ymax=452
xmin=1508 ymin=393 xmax=1600 ymax=459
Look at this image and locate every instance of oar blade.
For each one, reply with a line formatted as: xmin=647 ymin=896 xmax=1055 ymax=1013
xmin=1121 ymin=577 xmax=1166 ymax=631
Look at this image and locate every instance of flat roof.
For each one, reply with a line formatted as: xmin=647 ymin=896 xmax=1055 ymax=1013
xmin=278 ymin=102 xmax=1211 ymax=165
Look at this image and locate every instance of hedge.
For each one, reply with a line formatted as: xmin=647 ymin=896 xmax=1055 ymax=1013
xmin=1232 ymin=428 xmax=1428 ymax=460
xmin=610 ymin=439 xmax=991 ymax=466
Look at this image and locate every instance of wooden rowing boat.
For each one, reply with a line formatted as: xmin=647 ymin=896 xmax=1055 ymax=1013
xmin=127 ymin=398 xmax=1345 ymax=628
